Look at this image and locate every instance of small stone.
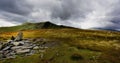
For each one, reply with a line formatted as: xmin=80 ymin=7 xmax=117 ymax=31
xmin=26 ymin=50 xmax=35 ymax=56
xmin=7 ymin=40 xmax=13 ymax=43
xmin=11 ymin=46 xmax=22 ymax=50
xmin=12 ymin=42 xmax=20 ymax=46
xmin=24 ymin=40 xmax=30 ymax=43
xmin=12 ymin=42 xmax=24 ymax=46
xmin=44 ymin=46 xmax=48 ymax=49
xmin=33 ymin=46 xmax=39 ymax=50
xmin=2 ymin=46 xmax=11 ymax=51
xmin=39 ymin=50 xmax=45 ymax=53
xmin=40 ymin=53 xmax=44 ymax=58
xmin=11 ymin=36 xmax=15 ymax=40
xmin=7 ymin=56 xmax=16 ymax=59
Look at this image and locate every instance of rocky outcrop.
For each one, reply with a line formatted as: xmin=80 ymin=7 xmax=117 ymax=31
xmin=0 ymin=39 xmax=37 ymax=59
xmin=0 ymin=32 xmax=58 ymax=59
xmin=0 ymin=32 xmax=38 ymax=59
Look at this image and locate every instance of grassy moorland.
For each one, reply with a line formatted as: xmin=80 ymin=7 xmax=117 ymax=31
xmin=0 ymin=21 xmax=74 ymax=32
xmin=0 ymin=28 xmax=120 ymax=63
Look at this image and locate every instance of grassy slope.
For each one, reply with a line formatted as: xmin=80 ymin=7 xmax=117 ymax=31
xmin=0 ymin=21 xmax=74 ymax=32
xmin=0 ymin=29 xmax=120 ymax=63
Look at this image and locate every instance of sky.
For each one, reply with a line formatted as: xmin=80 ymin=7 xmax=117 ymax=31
xmin=0 ymin=0 xmax=120 ymax=30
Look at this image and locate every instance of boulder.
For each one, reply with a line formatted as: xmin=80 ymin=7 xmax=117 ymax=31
xmin=7 ymin=40 xmax=13 ymax=43
xmin=15 ymin=31 xmax=23 ymax=41
xmin=11 ymin=46 xmax=23 ymax=50
xmin=11 ymin=46 xmax=33 ymax=50
xmin=11 ymin=42 xmax=24 ymax=46
xmin=26 ymin=50 xmax=35 ymax=56
xmin=33 ymin=46 xmax=39 ymax=50
xmin=12 ymin=42 xmax=20 ymax=46
xmin=2 ymin=46 xmax=11 ymax=51
xmin=20 ymin=46 xmax=33 ymax=49
xmin=16 ymin=49 xmax=30 ymax=54
xmin=18 ymin=41 xmax=25 ymax=45
xmin=7 ymin=56 xmax=16 ymax=59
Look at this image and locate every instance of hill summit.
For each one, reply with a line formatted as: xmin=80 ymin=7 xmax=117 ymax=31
xmin=0 ymin=21 xmax=74 ymax=32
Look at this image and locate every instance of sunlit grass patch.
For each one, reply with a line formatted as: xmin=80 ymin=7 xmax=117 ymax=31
xmin=0 ymin=29 xmax=120 ymax=63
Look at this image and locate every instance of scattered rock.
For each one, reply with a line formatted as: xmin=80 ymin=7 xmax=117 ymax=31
xmin=2 ymin=46 xmax=11 ymax=51
xmin=33 ymin=46 xmax=39 ymax=50
xmin=12 ymin=42 xmax=20 ymax=46
xmin=16 ymin=49 xmax=30 ymax=54
xmin=12 ymin=41 xmax=24 ymax=46
xmin=0 ymin=38 xmax=46 ymax=59
xmin=0 ymin=31 xmax=59 ymax=59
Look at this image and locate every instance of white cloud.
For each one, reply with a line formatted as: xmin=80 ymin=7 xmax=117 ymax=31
xmin=0 ymin=0 xmax=120 ymax=30
xmin=25 ymin=0 xmax=120 ymax=29
xmin=79 ymin=0 xmax=119 ymax=29
xmin=0 ymin=19 xmax=16 ymax=27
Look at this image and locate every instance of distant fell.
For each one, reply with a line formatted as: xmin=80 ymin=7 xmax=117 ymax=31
xmin=0 ymin=21 xmax=75 ymax=32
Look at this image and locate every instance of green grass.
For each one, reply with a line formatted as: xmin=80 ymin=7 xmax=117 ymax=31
xmin=0 ymin=21 xmax=73 ymax=32
xmin=1 ymin=43 xmax=101 ymax=63
xmin=0 ymin=28 xmax=120 ymax=63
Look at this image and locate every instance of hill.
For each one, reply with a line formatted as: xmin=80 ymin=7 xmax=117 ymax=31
xmin=91 ymin=28 xmax=120 ymax=32
xmin=0 ymin=22 xmax=120 ymax=63
xmin=0 ymin=21 xmax=74 ymax=32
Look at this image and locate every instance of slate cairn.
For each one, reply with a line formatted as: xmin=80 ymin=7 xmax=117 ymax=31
xmin=0 ymin=31 xmax=41 ymax=59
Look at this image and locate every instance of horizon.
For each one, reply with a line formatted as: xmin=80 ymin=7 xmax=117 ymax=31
xmin=0 ymin=21 xmax=78 ymax=29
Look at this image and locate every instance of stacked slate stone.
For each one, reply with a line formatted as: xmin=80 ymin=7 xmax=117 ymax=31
xmin=14 ymin=31 xmax=23 ymax=41
xmin=0 ymin=31 xmax=55 ymax=59
xmin=0 ymin=31 xmax=40 ymax=59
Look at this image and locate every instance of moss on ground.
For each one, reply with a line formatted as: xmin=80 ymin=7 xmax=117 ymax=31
xmin=0 ymin=29 xmax=120 ymax=63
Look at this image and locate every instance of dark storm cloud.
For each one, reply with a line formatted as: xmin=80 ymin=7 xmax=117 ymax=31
xmin=0 ymin=0 xmax=32 ymax=15
xmin=0 ymin=10 xmax=30 ymax=25
xmin=51 ymin=0 xmax=80 ymax=20
xmin=0 ymin=0 xmax=33 ymax=25
xmin=0 ymin=0 xmax=120 ymax=30
xmin=49 ymin=0 xmax=92 ymax=20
